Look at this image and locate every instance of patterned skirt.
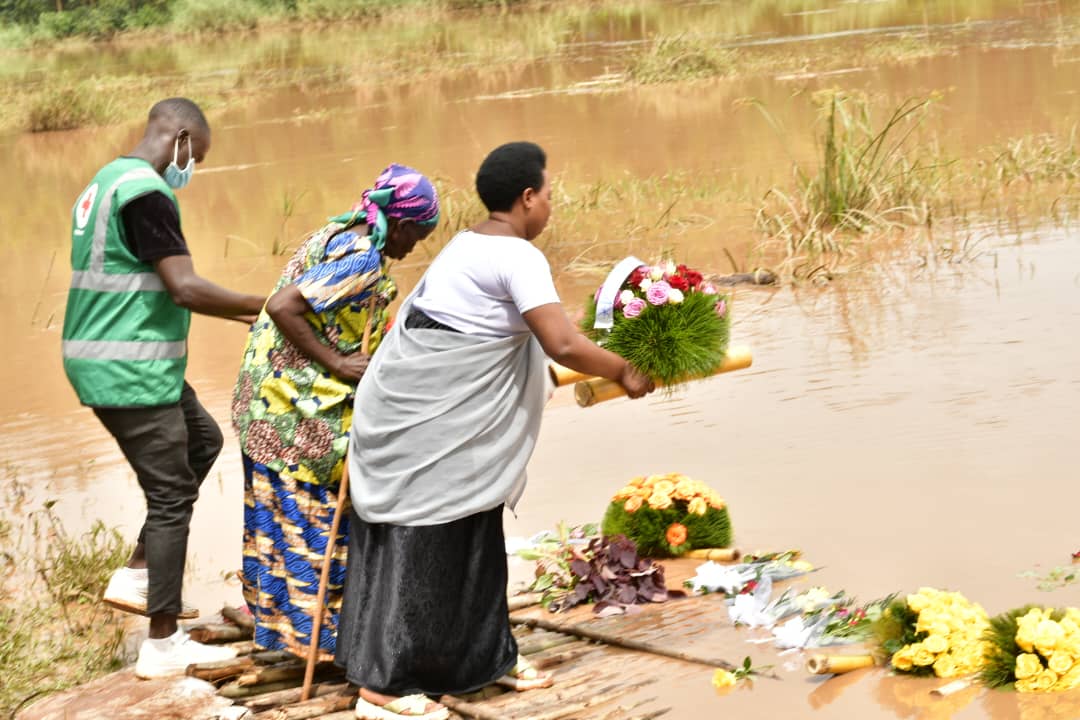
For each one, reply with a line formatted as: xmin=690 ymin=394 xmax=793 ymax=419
xmin=241 ymin=454 xmax=349 ymax=661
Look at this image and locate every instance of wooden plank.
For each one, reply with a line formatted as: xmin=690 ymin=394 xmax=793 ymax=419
xmin=511 ymin=613 xmax=736 ymax=670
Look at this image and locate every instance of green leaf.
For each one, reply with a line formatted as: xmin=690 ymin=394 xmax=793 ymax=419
xmin=533 ymin=574 xmax=555 ymax=591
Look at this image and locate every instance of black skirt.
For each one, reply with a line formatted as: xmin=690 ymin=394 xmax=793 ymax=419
xmin=334 ymin=504 xmax=518 ymax=696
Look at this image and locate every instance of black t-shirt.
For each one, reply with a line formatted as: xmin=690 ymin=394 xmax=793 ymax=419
xmin=119 ymin=191 xmax=190 ymax=263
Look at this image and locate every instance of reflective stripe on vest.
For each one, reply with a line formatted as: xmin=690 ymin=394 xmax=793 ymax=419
xmin=69 ymin=271 xmax=165 ymax=292
xmin=62 ymin=339 xmax=187 ymax=361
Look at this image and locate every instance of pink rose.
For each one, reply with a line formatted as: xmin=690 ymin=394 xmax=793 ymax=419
xmin=646 ymin=281 xmax=671 ymax=306
xmin=623 ymin=298 xmax=646 ymax=318
xmin=716 ymin=299 xmax=727 ymax=317
xmin=700 ymin=282 xmax=718 ymax=295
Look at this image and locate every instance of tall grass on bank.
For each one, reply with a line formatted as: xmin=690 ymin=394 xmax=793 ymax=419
xmin=24 ymin=83 xmax=119 ymax=132
xmin=0 ymin=473 xmax=131 ymax=717
xmin=754 ymin=91 xmax=946 ymax=281
xmin=627 ymin=34 xmax=736 ymax=83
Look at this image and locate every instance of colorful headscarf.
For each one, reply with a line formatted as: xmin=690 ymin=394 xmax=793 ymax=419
xmin=329 ymin=163 xmax=440 ymax=250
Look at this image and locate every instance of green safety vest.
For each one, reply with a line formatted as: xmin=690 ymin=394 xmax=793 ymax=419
xmin=62 ymin=157 xmax=191 ymax=407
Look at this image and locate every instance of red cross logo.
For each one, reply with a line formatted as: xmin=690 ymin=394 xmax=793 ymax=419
xmin=75 ymin=183 xmax=98 ymax=231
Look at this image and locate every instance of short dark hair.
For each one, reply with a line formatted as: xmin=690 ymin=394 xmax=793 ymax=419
xmin=148 ymin=97 xmax=209 ymax=135
xmin=475 ymin=142 xmax=547 ymax=213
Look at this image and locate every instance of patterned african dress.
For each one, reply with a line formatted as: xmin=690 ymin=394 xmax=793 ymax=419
xmin=232 ymin=220 xmax=395 ymax=661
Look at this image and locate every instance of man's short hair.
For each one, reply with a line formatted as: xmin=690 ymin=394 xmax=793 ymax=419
xmin=475 ymin=142 xmax=547 ymax=213
xmin=148 ymin=97 xmax=209 ymax=134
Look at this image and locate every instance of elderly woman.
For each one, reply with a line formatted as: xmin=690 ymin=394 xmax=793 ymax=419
xmin=231 ymin=164 xmax=439 ymax=661
xmin=335 ymin=143 xmax=654 ymax=720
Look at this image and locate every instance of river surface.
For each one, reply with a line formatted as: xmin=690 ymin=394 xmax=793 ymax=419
xmin=3 ymin=1 xmax=1080 ymax=717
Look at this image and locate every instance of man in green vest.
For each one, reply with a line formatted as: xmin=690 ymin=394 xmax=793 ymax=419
xmin=62 ymin=98 xmax=266 ymax=679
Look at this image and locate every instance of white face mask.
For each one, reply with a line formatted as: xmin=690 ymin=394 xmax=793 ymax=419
xmin=164 ymin=134 xmax=194 ymax=190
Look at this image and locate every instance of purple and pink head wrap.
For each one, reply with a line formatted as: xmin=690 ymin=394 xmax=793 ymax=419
xmin=335 ymin=163 xmax=440 ymax=249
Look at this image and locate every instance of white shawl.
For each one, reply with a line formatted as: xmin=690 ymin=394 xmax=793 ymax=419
xmin=347 ymin=283 xmax=548 ymax=526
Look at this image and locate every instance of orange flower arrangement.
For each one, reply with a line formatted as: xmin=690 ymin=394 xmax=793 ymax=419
xmin=604 ymin=472 xmax=733 ymax=557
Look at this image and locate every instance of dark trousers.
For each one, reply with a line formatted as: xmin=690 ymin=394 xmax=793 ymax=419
xmin=93 ymin=381 xmax=223 ymax=616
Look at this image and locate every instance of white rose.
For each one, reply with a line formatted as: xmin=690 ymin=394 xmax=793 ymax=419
xmin=619 ymin=289 xmax=636 ymax=306
xmin=667 ymin=288 xmax=685 ymax=304
xmin=639 ymin=278 xmax=653 ymax=291
xmin=649 ymin=266 xmax=664 ymax=281
xmin=665 ymin=260 xmax=677 ymax=276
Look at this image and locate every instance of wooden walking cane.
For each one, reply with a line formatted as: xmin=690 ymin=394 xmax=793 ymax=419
xmin=301 ymin=294 xmax=377 ymax=701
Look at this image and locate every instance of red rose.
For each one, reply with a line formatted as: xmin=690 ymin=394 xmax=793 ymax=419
xmin=685 ymin=270 xmax=703 ymax=288
xmin=627 ymin=266 xmax=649 ymax=287
xmin=668 ymin=275 xmax=689 ymax=291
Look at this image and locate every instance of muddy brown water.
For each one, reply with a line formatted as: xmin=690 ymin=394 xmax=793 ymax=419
xmin=3 ymin=1 xmax=1080 ymax=717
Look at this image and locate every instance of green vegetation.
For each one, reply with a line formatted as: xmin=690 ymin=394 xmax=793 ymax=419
xmin=25 ymin=82 xmax=118 ymax=131
xmin=750 ymin=91 xmax=1080 ymax=283
xmin=0 ymin=473 xmax=131 ymax=717
xmin=627 ymin=34 xmax=736 ymax=84
xmin=753 ymin=91 xmax=943 ymax=276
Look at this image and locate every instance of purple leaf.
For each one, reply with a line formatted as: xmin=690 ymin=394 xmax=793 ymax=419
xmin=594 ymin=601 xmax=626 ymax=617
xmin=570 ymin=560 xmax=591 ymax=578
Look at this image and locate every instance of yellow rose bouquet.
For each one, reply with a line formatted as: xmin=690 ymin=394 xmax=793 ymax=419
xmin=980 ymin=606 xmax=1080 ymax=693
xmin=602 ymin=473 xmax=732 ymax=557
xmin=873 ymin=587 xmax=989 ymax=678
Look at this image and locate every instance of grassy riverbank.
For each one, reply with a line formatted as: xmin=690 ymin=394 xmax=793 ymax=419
xmin=4 ymin=1 xmax=1076 ymax=134
xmin=0 ymin=471 xmax=131 ymax=718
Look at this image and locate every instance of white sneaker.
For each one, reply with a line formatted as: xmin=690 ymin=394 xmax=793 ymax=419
xmin=134 ymin=629 xmax=239 ymax=679
xmin=102 ymin=567 xmax=199 ymax=619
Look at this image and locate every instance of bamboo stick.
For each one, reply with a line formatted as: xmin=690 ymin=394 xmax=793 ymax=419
xmin=683 ymin=548 xmax=741 ymax=562
xmin=931 ymin=677 xmax=974 ymax=697
xmin=438 ymin=696 xmax=512 ymax=720
xmin=241 ymin=661 xmax=342 ymax=688
xmin=517 ymin=633 xmax=578 ymax=657
xmin=189 ymin=623 xmax=253 ymax=644
xmin=806 ymin=654 xmax=876 ymax=675
xmin=573 ymin=347 xmax=753 ymax=407
xmin=507 ymin=592 xmax=543 ymax=612
xmin=187 ymin=655 xmax=255 ymax=682
xmin=252 ymin=651 xmax=296 ymax=665
xmin=250 ymin=691 xmax=355 ymax=720
xmin=219 ymin=680 xmax=301 ymax=700
xmin=510 ymin=616 xmax=735 ymax=670
xmin=548 ymin=364 xmax=591 ymax=387
xmin=225 ymin=641 xmax=257 ymax=655
xmin=222 ymin=605 xmax=256 ymax=633
xmin=531 ymin=643 xmax=597 ymax=669
xmin=518 ymin=678 xmax=655 ymax=720
xmin=244 ymin=683 xmax=350 ymax=712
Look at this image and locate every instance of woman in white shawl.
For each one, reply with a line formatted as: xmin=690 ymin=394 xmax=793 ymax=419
xmin=335 ymin=142 xmax=654 ymax=720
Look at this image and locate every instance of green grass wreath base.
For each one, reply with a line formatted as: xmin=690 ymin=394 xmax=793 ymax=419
xmin=601 ymin=501 xmax=733 ymax=558
xmin=581 ymin=290 xmax=730 ymax=388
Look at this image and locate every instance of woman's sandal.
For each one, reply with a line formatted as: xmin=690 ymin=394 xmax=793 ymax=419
xmin=354 ymin=694 xmax=449 ymax=720
xmin=496 ymin=654 xmax=555 ymax=691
